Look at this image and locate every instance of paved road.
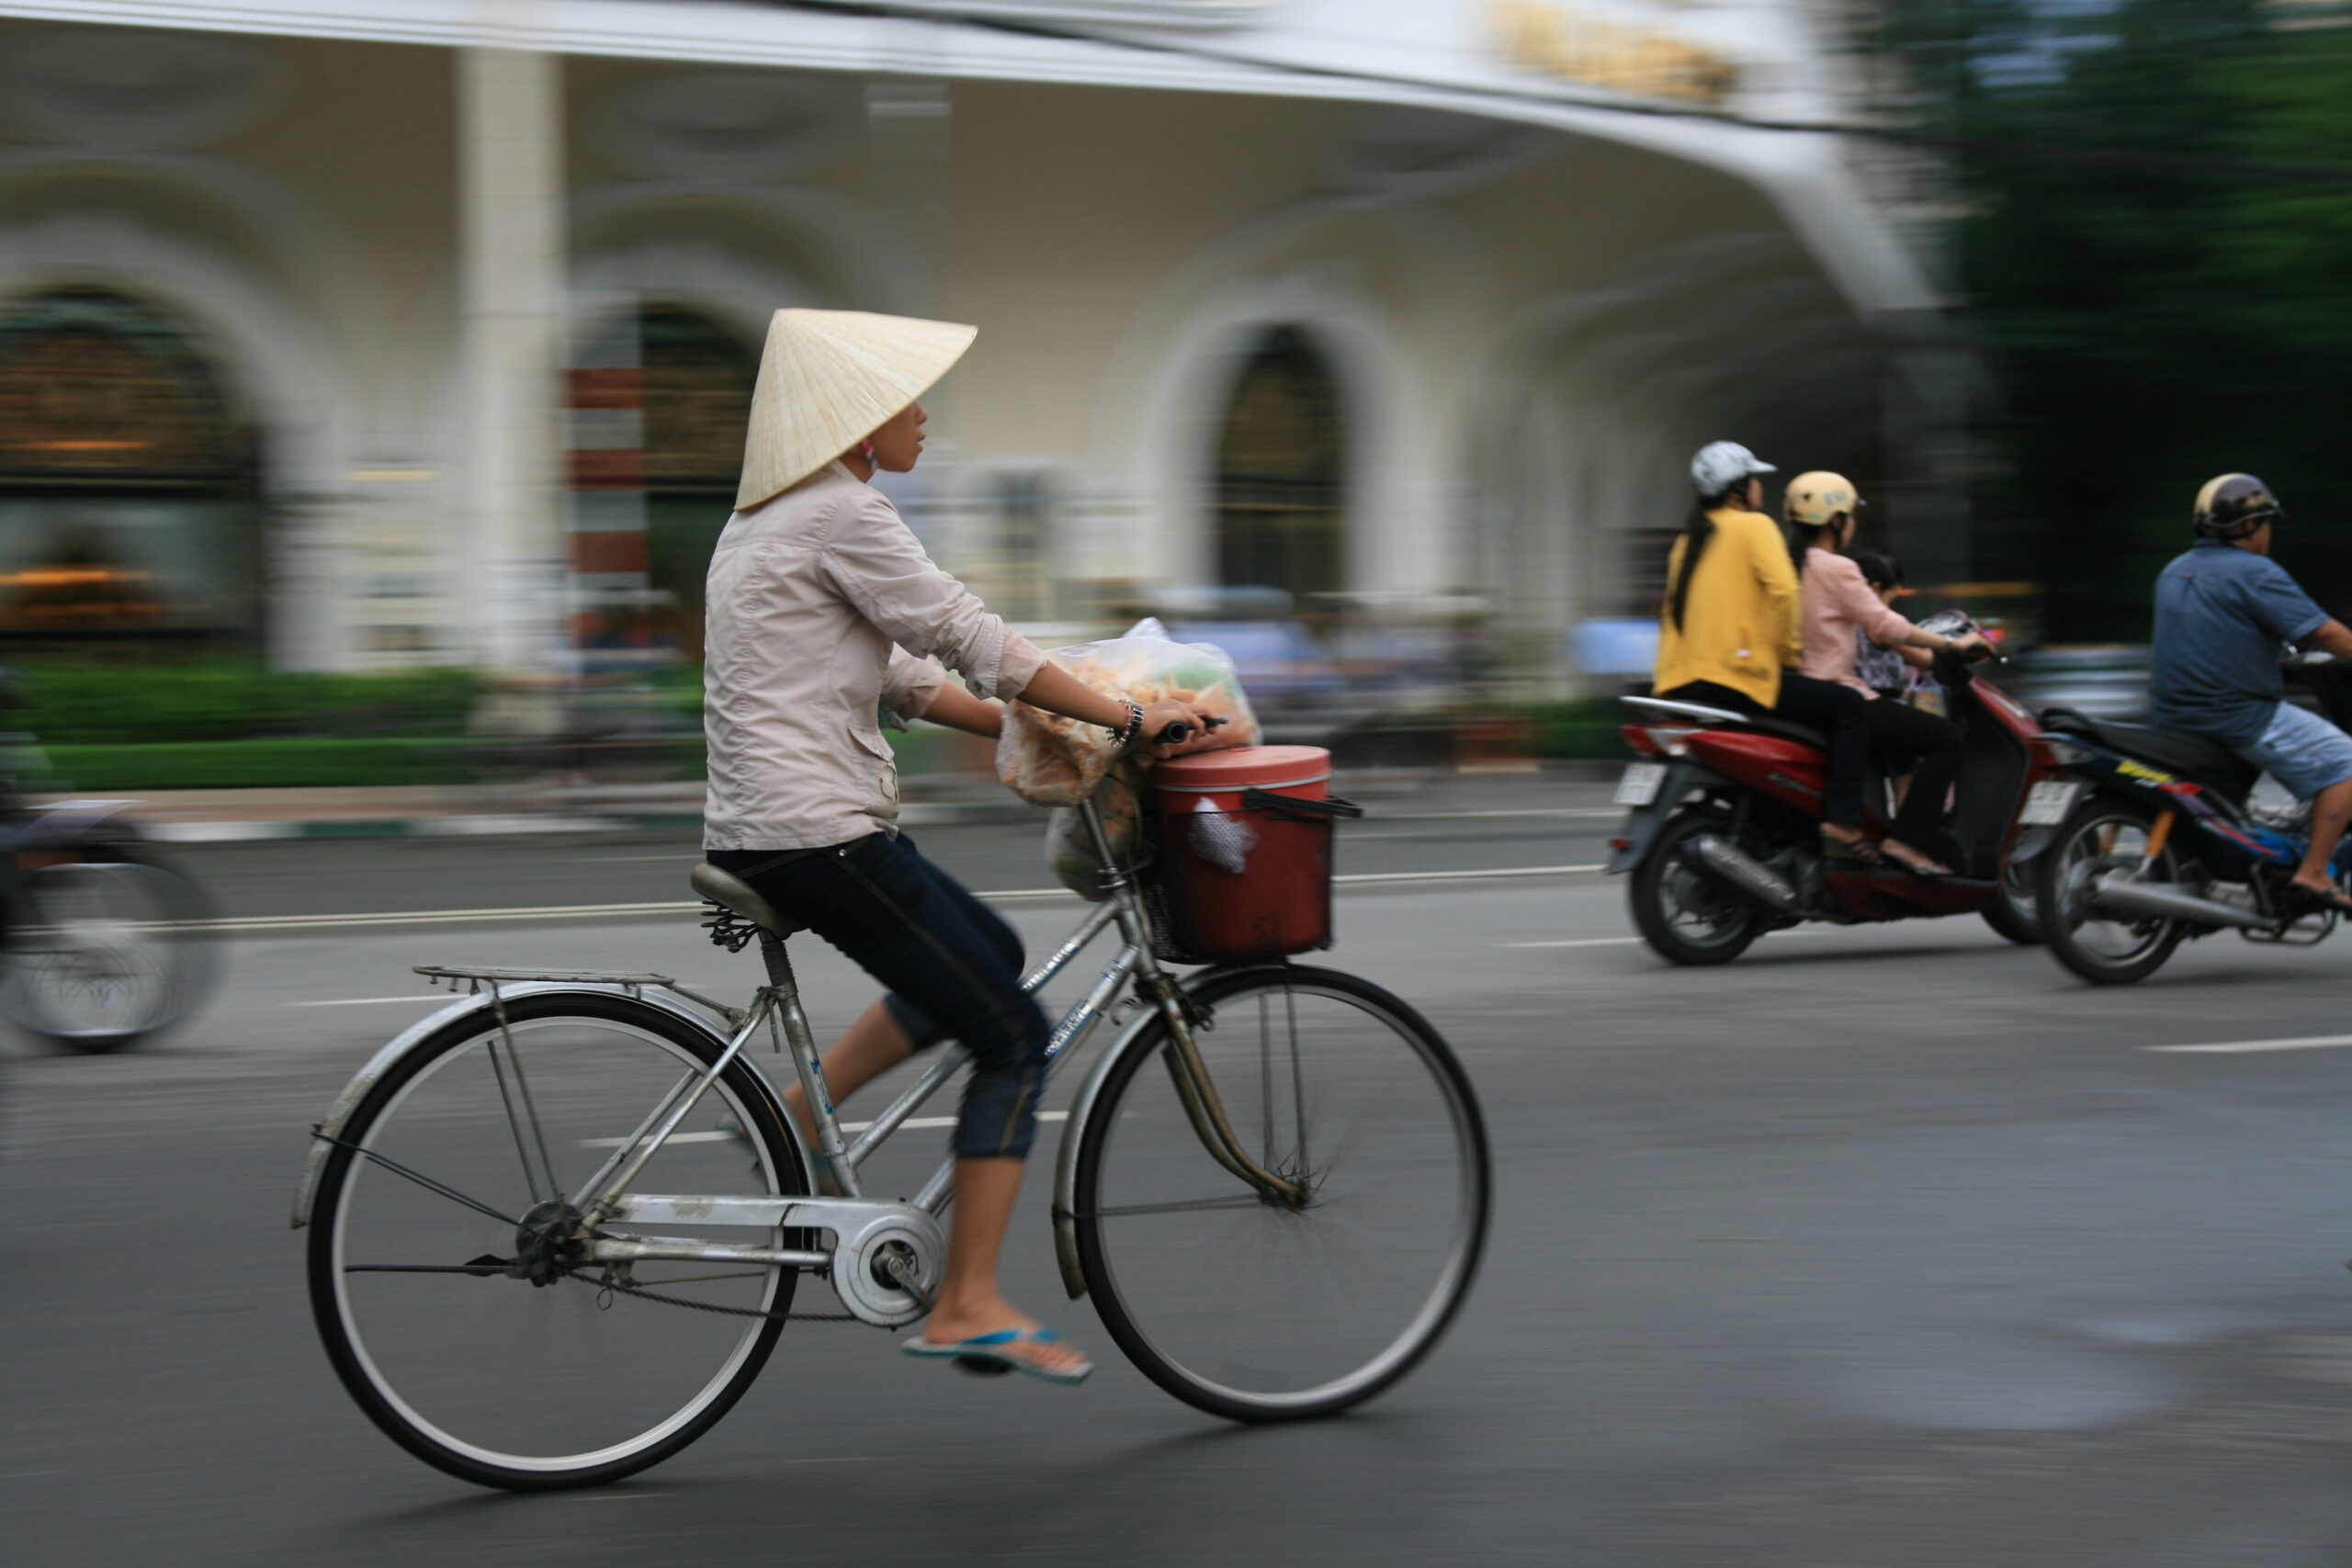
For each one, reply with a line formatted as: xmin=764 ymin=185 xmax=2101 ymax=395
xmin=10 ymin=817 xmax=2352 ymax=1565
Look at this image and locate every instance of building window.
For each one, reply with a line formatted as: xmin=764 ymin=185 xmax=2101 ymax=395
xmin=988 ymin=469 xmax=1055 ymax=622
xmin=1213 ymin=325 xmax=1344 ymax=604
xmin=0 ymin=288 xmax=260 ymax=651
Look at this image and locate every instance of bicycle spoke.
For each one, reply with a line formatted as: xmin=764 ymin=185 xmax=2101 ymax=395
xmin=1285 ymin=982 xmax=1309 ymax=1175
xmin=318 ymin=1132 xmax=520 ymax=1227
xmin=1087 ymin=1193 xmax=1269 ymax=1219
xmin=485 ymin=990 xmax=562 ymax=1204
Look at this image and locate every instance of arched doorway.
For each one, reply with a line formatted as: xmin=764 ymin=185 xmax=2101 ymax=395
xmin=1213 ymin=326 xmax=1345 ymax=603
xmin=639 ymin=305 xmax=756 ymax=659
xmin=0 ymin=288 xmax=261 ymax=654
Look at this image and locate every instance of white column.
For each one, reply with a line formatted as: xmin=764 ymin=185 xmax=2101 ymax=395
xmin=457 ymin=38 xmax=565 ymax=672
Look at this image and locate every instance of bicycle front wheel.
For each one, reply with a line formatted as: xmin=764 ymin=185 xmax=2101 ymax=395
xmin=1073 ymin=965 xmax=1489 ymax=1421
xmin=307 ymin=992 xmax=806 ymax=1490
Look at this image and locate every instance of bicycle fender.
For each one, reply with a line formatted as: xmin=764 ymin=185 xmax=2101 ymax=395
xmin=289 ymin=983 xmax=734 ymax=1230
xmin=1048 ymin=961 xmax=1302 ymax=1300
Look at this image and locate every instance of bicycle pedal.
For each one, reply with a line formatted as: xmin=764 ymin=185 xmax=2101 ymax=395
xmin=954 ymin=1356 xmax=1013 ymax=1378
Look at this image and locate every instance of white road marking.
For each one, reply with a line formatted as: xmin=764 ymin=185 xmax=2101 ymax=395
xmin=2145 ymin=1034 xmax=2352 ymax=1055
xmin=578 ymin=1130 xmax=739 ymax=1147
xmin=577 ymin=1110 xmax=1069 ymax=1147
xmin=1504 ymin=930 xmax=1826 ymax=950
xmin=1372 ymin=807 xmax=1625 ymax=821
xmin=1337 ymin=863 xmax=1601 ymax=886
xmin=199 ymin=864 xmax=1609 ymax=933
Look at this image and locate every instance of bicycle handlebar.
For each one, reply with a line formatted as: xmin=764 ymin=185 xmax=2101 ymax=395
xmin=1155 ymin=714 xmax=1228 ymax=747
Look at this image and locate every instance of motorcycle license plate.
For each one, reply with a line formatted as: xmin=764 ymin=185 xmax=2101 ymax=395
xmin=1614 ymin=762 xmax=1668 ymax=807
xmin=2019 ymin=780 xmax=2086 ymax=827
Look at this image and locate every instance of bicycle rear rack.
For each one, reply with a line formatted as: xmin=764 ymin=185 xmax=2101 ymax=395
xmin=415 ymin=964 xmax=676 ymax=994
xmin=413 ymin=964 xmax=747 ymax=1026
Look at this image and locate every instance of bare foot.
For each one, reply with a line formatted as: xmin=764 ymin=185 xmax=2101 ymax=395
xmin=2287 ymin=873 xmax=2352 ymax=915
xmin=1880 ymin=839 xmax=1951 ymax=875
xmin=1819 ymin=824 xmax=1883 ymax=862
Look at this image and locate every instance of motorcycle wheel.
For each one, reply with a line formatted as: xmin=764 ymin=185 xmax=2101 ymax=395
xmin=6 ymin=842 xmax=219 ymax=1052
xmin=1629 ymin=810 xmax=1767 ymax=966
xmin=2035 ymin=800 xmax=2188 ymax=986
xmin=1980 ymin=857 xmax=2044 ymax=946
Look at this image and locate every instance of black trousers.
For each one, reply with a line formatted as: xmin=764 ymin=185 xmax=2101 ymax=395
xmin=1661 ymin=673 xmax=1871 ymax=827
xmin=707 ymin=832 xmax=1050 ymax=1159
xmin=1864 ymin=697 xmax=1964 ymax=849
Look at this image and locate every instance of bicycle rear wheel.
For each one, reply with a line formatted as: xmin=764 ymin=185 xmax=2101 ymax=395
xmin=307 ymin=992 xmax=806 ymax=1490
xmin=1072 ymin=965 xmax=1488 ymax=1421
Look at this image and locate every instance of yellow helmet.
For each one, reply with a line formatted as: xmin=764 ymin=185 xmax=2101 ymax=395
xmin=1783 ymin=471 xmax=1860 ymax=529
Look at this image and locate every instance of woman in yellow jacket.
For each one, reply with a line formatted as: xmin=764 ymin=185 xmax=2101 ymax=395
xmin=1653 ymin=442 xmax=1879 ymax=860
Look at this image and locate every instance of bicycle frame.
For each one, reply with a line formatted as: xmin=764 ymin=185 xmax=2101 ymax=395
xmin=296 ymin=797 xmax=1302 ymax=1314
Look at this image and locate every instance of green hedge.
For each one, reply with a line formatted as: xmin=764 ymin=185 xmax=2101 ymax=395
xmin=1489 ymin=699 xmax=1634 ymax=760
xmin=40 ymin=739 xmax=474 ymax=792
xmin=13 ymin=662 xmax=484 ymax=745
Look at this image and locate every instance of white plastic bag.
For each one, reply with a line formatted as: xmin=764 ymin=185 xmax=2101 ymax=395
xmin=997 ymin=617 xmax=1260 ymax=807
xmin=1045 ymin=765 xmax=1144 ymax=900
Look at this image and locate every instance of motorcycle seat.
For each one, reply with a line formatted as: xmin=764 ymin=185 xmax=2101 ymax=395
xmin=2042 ymin=709 xmax=2259 ymax=796
xmin=1622 ymin=695 xmax=1827 ymax=753
xmin=1724 ymin=716 xmax=1831 ymax=752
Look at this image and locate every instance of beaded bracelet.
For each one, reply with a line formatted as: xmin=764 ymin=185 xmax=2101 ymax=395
xmin=1108 ymin=699 xmax=1145 ymax=750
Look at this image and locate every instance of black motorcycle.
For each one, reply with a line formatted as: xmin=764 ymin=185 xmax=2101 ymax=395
xmin=2032 ymin=655 xmax=2352 ymax=985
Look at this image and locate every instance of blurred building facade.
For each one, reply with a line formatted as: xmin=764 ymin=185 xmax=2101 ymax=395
xmin=0 ymin=0 xmax=1941 ymax=690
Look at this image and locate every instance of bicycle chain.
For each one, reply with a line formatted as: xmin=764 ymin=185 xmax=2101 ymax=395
xmin=568 ymin=1269 xmax=855 ymax=1323
xmin=567 ymin=1247 xmax=934 ymax=1325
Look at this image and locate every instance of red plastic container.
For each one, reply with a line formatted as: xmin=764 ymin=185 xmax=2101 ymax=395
xmin=1145 ymin=745 xmax=1355 ymax=963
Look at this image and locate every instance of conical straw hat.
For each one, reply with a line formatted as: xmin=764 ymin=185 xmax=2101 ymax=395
xmin=734 ymin=309 xmax=978 ymax=510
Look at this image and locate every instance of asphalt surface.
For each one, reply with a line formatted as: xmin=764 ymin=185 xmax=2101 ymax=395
xmin=12 ymin=805 xmax=2352 ymax=1565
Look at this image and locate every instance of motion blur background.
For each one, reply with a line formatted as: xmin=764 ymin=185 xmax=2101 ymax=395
xmin=0 ymin=0 xmax=2343 ymax=805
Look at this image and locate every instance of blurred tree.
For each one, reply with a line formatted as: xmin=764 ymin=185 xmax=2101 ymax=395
xmin=1878 ymin=0 xmax=2352 ymax=637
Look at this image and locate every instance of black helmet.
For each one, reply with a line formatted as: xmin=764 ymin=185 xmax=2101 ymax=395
xmin=2193 ymin=473 xmax=2282 ymax=539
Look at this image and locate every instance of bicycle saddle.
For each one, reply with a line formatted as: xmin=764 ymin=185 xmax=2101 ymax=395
xmin=689 ymin=863 xmax=798 ymax=938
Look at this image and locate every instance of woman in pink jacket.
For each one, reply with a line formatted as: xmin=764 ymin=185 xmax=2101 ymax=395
xmin=1787 ymin=472 xmax=1986 ymax=875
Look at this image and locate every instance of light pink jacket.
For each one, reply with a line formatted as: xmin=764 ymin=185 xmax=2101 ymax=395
xmin=703 ymin=462 xmax=1046 ymax=850
xmin=1800 ymin=547 xmax=1915 ymax=697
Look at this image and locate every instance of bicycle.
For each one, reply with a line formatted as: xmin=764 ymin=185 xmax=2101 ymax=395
xmin=293 ymin=795 xmax=1490 ymax=1491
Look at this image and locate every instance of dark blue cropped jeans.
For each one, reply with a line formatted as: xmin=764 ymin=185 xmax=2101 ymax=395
xmin=707 ymin=833 xmax=1050 ymax=1159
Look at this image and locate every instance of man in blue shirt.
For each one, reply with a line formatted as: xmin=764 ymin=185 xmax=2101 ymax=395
xmin=2151 ymin=473 xmax=2352 ymax=914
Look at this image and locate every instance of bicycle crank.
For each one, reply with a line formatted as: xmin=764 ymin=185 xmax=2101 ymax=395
xmin=832 ymin=1207 xmax=946 ymax=1327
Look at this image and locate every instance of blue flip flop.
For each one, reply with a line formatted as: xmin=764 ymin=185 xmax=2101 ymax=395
xmin=902 ymin=1326 xmax=1094 ymax=1386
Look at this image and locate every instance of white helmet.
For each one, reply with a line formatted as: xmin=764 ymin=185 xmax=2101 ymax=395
xmin=1690 ymin=440 xmax=1775 ymax=497
xmin=1783 ymin=470 xmax=1860 ymax=528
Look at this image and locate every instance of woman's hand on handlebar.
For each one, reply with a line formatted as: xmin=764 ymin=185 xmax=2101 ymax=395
xmin=1139 ymin=699 xmax=1220 ymax=758
xmin=1948 ymin=632 xmax=1994 ymax=661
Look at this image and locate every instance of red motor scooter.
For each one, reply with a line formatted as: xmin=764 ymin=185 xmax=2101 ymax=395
xmin=1605 ymin=644 xmax=2073 ymax=964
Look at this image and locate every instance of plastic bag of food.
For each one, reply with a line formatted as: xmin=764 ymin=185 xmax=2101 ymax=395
xmin=997 ymin=617 xmax=1259 ymax=807
xmin=1046 ymin=764 xmax=1145 ymax=899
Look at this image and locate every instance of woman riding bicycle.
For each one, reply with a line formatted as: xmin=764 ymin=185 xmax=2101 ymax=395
xmin=702 ymin=309 xmax=1213 ymax=1384
xmin=1651 ymin=442 xmax=1881 ymax=863
xmin=1786 ymin=472 xmax=1987 ymax=876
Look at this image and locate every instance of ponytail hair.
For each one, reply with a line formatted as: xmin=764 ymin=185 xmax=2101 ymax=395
xmin=1666 ymin=491 xmax=1734 ymax=630
xmin=1786 ymin=515 xmax=1846 ymax=578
